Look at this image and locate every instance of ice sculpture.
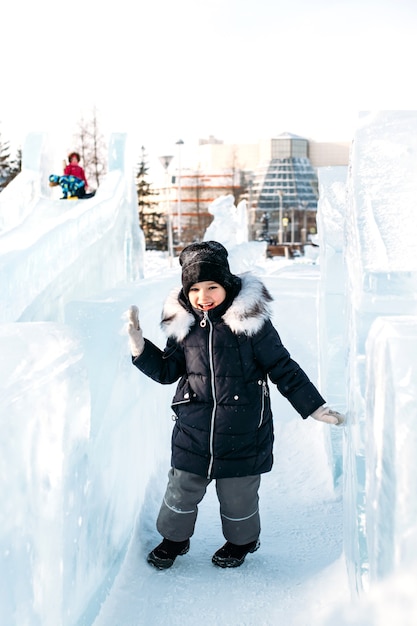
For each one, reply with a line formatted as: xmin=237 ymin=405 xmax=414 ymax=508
xmin=203 ymin=193 xmax=267 ymax=272
xmin=203 ymin=193 xmax=248 ymax=246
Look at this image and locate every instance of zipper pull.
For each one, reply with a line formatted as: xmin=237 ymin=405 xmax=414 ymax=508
xmin=263 ymin=381 xmax=269 ymax=396
xmin=200 ymin=311 xmax=208 ymax=328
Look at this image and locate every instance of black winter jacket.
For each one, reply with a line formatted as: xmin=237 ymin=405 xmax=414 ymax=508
xmin=133 ymin=273 xmax=325 ymax=479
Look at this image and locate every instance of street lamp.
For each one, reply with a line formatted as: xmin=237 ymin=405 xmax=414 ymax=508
xmin=301 ymin=201 xmax=308 ymax=244
xmin=276 ymin=189 xmax=284 ymax=244
xmin=176 ymin=139 xmax=184 ymax=243
xmin=247 ymin=179 xmax=254 ymax=240
xmin=290 ymin=206 xmax=295 ymax=244
xmin=159 ymin=155 xmax=174 ymax=263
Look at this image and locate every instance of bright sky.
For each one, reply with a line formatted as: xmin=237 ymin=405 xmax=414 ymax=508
xmin=1 ymin=0 xmax=417 ymax=169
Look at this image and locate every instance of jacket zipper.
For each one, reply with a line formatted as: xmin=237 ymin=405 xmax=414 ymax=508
xmin=258 ymin=380 xmax=268 ymax=427
xmin=201 ymin=311 xmax=217 ymax=478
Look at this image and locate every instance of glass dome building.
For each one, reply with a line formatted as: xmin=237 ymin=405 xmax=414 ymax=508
xmin=250 ymin=133 xmax=319 ymax=244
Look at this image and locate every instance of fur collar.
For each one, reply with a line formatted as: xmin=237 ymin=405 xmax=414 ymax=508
xmin=161 ymin=273 xmax=273 ymax=341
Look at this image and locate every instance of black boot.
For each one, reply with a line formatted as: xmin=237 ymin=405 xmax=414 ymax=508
xmin=147 ymin=538 xmax=190 ymax=569
xmin=212 ymin=539 xmax=260 ymax=568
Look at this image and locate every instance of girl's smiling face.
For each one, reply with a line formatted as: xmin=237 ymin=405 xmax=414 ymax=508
xmin=188 ymin=280 xmax=226 ymax=311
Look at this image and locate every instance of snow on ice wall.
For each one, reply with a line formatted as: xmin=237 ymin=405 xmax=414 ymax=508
xmin=0 ymin=133 xmax=147 ymax=625
xmin=319 ymin=112 xmax=417 ymax=614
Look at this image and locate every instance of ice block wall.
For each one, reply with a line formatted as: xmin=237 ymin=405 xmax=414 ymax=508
xmin=365 ymin=316 xmax=417 ymax=581
xmin=316 ymin=165 xmax=348 ymax=484
xmin=0 ymin=132 xmax=149 ymax=625
xmin=343 ymin=111 xmax=417 ymax=595
xmin=0 ymin=323 xmax=91 ymax=626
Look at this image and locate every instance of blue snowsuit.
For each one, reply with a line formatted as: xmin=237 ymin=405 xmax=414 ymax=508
xmin=49 ymin=174 xmax=85 ymax=199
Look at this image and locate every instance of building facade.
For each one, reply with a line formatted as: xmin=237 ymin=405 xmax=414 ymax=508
xmin=169 ymin=169 xmax=246 ymax=246
xmin=249 ymin=133 xmax=320 ymax=243
xmin=153 ymin=133 xmax=351 ymax=248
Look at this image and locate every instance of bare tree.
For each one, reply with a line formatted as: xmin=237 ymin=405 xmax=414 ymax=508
xmin=72 ymin=107 xmax=107 ymax=189
xmin=229 ymin=146 xmax=248 ymax=205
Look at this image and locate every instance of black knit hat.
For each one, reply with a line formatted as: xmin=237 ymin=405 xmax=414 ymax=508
xmin=179 ymin=241 xmax=236 ymax=295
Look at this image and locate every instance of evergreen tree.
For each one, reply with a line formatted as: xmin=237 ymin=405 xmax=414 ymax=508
xmin=0 ymin=128 xmax=21 ymax=192
xmin=72 ymin=107 xmax=107 ymax=189
xmin=136 ymin=147 xmax=166 ymax=250
xmin=7 ymin=148 xmax=22 ymax=186
xmin=0 ymin=129 xmax=12 ymax=191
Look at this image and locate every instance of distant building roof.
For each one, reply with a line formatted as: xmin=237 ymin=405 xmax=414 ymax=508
xmin=276 ymin=132 xmax=307 ymax=140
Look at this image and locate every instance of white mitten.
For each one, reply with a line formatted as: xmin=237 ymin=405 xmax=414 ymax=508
xmin=311 ymin=405 xmax=344 ymax=426
xmin=127 ymin=305 xmax=144 ymax=357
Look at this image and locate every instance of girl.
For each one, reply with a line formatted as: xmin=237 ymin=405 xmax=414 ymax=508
xmin=127 ymin=241 xmax=342 ymax=569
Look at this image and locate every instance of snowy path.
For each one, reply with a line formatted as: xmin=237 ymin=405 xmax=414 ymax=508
xmin=93 ymin=264 xmax=349 ymax=626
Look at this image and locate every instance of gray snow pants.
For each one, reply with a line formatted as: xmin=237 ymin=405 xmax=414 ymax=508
xmin=156 ymin=467 xmax=261 ymax=545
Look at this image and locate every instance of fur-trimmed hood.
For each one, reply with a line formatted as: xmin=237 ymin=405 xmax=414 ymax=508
xmin=161 ymin=273 xmax=273 ymax=341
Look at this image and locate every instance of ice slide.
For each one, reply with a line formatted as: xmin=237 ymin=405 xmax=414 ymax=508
xmin=0 ymin=131 xmax=144 ymax=324
xmin=0 ymin=131 xmax=149 ymax=626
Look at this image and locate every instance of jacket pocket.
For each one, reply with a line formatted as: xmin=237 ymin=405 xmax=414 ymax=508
xmin=171 ymin=378 xmax=196 ymax=410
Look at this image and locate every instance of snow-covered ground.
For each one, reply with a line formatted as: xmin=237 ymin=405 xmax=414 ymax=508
xmin=1 ymin=111 xmax=417 ymax=626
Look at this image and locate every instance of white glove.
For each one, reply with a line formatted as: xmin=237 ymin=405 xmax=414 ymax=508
xmin=127 ymin=305 xmax=144 ymax=357
xmin=311 ymin=405 xmax=344 ymax=426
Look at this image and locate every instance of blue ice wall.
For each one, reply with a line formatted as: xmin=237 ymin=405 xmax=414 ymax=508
xmin=318 ymin=111 xmax=417 ymax=601
xmin=316 ymin=165 xmax=348 ymax=486
xmin=0 ymin=132 xmax=147 ymax=625
xmin=365 ymin=316 xmax=417 ymax=581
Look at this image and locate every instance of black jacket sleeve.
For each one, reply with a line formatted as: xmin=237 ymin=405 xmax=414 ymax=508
xmin=132 ymin=336 xmax=186 ymax=384
xmin=251 ymin=320 xmax=325 ymax=419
